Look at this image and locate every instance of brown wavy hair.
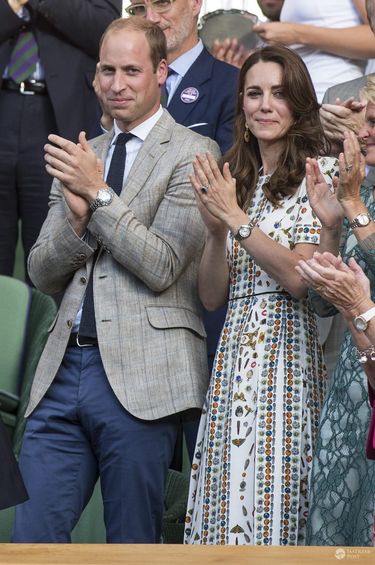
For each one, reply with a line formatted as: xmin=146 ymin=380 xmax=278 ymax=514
xmin=223 ymin=45 xmax=329 ymax=208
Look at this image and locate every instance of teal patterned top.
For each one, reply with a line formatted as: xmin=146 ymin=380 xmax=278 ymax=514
xmin=307 ymin=183 xmax=375 ymax=546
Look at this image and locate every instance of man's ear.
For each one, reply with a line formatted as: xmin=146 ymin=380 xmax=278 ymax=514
xmin=192 ymin=0 xmax=203 ymax=18
xmin=157 ymin=58 xmax=168 ymax=87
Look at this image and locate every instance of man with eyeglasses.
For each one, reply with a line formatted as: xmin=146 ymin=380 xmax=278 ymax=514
xmin=123 ymin=1 xmax=238 ymax=464
xmin=123 ymin=0 xmax=238 ymax=154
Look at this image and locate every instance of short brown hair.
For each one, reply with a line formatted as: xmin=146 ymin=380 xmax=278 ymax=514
xmin=99 ymin=17 xmax=167 ymax=72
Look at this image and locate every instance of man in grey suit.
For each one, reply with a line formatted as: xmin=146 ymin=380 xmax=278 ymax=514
xmin=13 ymin=17 xmax=219 ymax=543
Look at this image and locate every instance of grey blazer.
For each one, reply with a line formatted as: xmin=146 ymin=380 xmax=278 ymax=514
xmin=26 ymin=111 xmax=220 ymax=420
xmin=322 ymin=74 xmax=373 ymax=104
xmin=322 ymin=74 xmax=375 ymax=185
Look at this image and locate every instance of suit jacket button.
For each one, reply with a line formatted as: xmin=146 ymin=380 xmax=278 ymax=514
xmin=80 ymin=276 xmax=87 ymax=284
xmin=67 ymin=319 xmax=73 ymax=329
xmin=78 ymin=253 xmax=86 ymax=260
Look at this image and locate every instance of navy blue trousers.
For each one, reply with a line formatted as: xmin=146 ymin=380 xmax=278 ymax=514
xmin=13 ymin=346 xmax=178 ymax=543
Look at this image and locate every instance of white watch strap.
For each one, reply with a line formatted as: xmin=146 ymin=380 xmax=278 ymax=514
xmin=361 ymin=306 xmax=375 ymax=322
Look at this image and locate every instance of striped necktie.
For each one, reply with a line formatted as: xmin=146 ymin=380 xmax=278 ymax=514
xmin=8 ymin=30 xmax=38 ymax=84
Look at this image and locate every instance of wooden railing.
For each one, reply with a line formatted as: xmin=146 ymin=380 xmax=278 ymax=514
xmin=0 ymin=544 xmax=374 ymax=565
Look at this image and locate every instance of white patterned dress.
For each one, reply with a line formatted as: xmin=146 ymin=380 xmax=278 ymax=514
xmin=185 ymin=157 xmax=338 ymax=546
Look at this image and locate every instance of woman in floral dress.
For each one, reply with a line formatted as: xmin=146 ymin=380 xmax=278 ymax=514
xmin=184 ymin=45 xmax=338 ymax=546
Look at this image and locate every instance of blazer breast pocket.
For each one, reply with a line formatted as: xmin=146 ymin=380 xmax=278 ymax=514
xmin=187 ymin=123 xmax=211 ymax=138
xmin=145 ymin=305 xmax=206 ymax=338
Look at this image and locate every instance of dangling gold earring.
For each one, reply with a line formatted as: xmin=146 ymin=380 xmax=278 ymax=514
xmin=244 ymin=123 xmax=250 ymax=143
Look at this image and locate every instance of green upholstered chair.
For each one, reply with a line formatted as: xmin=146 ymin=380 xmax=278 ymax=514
xmin=0 ymin=276 xmax=57 ymax=448
xmin=0 ymin=276 xmax=57 ymax=541
xmin=162 ymin=468 xmax=190 ymax=544
xmin=0 ymin=276 xmax=31 ymax=433
xmin=0 ymin=276 xmax=190 ymax=543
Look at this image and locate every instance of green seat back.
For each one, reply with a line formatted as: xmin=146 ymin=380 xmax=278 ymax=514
xmin=0 ymin=276 xmax=31 ymax=413
xmin=12 ymin=288 xmax=57 ymax=455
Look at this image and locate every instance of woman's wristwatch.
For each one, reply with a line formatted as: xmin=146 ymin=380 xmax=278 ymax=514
xmin=353 ymin=306 xmax=375 ymax=331
xmin=349 ymin=212 xmax=372 ymax=229
xmin=234 ymin=221 xmax=255 ymax=241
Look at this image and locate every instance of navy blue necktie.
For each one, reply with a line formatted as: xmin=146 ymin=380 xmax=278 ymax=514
xmin=78 ymin=133 xmax=134 ymax=339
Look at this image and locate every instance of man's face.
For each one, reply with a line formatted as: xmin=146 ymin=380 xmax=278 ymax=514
xmin=366 ymin=0 xmax=375 ymax=34
xmin=129 ymin=0 xmax=201 ymax=61
xmin=257 ymin=0 xmax=284 ymax=21
xmin=98 ymin=29 xmax=167 ymax=131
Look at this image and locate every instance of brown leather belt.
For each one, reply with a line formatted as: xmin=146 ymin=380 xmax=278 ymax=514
xmin=1 ymin=78 xmax=47 ymax=95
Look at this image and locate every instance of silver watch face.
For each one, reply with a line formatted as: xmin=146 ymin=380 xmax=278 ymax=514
xmin=354 ymin=315 xmax=367 ymax=331
xmin=238 ymin=225 xmax=251 ymax=238
xmin=97 ymin=189 xmax=112 ymax=205
xmin=356 ymin=214 xmax=370 ymax=226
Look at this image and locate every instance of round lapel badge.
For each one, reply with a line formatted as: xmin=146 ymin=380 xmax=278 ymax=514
xmin=180 ymin=87 xmax=199 ymax=104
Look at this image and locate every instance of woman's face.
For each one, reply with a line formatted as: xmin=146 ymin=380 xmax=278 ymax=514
xmin=242 ymin=61 xmax=294 ymax=148
xmin=359 ymin=101 xmax=375 ymax=166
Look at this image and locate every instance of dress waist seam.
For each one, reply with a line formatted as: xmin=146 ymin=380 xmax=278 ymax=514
xmin=229 ymin=290 xmax=291 ymax=301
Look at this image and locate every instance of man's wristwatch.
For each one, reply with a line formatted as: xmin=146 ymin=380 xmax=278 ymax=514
xmin=90 ymin=188 xmax=115 ymax=212
xmin=353 ymin=306 xmax=375 ymax=331
xmin=349 ymin=212 xmax=372 ymax=229
xmin=234 ymin=221 xmax=255 ymax=242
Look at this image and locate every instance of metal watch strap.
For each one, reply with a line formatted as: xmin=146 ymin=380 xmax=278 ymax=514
xmin=89 ymin=188 xmax=114 ymax=212
xmin=349 ymin=213 xmax=371 ymax=229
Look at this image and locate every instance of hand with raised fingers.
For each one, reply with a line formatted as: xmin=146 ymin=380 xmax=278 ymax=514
xmin=295 ymin=251 xmax=370 ymax=313
xmin=336 ymin=130 xmax=366 ymax=206
xmin=253 ymin=21 xmax=299 ymax=45
xmin=8 ymin=0 xmax=28 ymax=13
xmin=45 ymin=131 xmax=105 ymax=202
xmin=211 ymin=37 xmax=250 ymax=69
xmin=320 ymin=100 xmax=366 ymax=152
xmin=191 ymin=152 xmax=240 ymax=225
xmin=305 ymin=157 xmax=344 ymax=229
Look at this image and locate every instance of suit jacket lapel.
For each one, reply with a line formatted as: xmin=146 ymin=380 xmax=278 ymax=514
xmin=119 ymin=110 xmax=173 ymax=206
xmin=90 ymin=112 xmax=173 ymax=207
xmin=167 ymin=48 xmax=213 ymax=126
xmin=91 ymin=129 xmax=113 ymax=168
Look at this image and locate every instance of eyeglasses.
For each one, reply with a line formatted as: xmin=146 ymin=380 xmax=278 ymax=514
xmin=125 ymin=0 xmax=176 ymax=17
